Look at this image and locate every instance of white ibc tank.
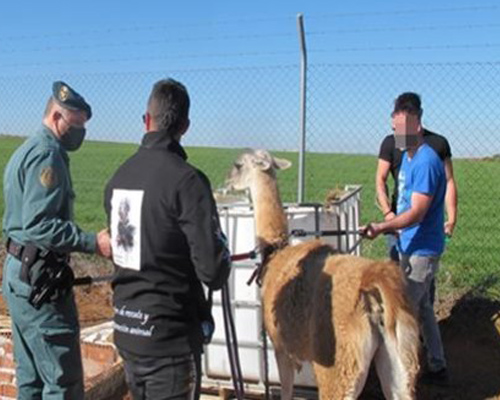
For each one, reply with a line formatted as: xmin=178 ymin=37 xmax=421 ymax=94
xmin=202 ymin=186 xmax=362 ymax=395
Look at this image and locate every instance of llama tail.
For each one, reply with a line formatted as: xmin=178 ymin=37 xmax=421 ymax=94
xmin=360 ymin=260 xmax=420 ymax=398
xmin=360 ymin=260 xmax=418 ymax=334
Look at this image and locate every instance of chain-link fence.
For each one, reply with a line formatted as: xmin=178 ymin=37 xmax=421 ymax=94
xmin=306 ymin=62 xmax=500 ymax=295
xmin=1 ymin=61 xmax=499 ymax=295
xmin=0 ymin=65 xmax=300 ymax=197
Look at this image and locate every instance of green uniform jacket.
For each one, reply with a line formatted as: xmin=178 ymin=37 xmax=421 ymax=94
xmin=2 ymin=125 xmax=96 ymax=253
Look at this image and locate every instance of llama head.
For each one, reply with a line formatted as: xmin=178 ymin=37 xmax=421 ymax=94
xmin=226 ymin=149 xmax=292 ymax=191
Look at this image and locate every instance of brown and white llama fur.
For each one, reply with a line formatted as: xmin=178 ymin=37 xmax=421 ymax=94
xmin=226 ymin=149 xmax=420 ymax=400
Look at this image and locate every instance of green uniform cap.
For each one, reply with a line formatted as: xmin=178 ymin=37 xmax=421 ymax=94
xmin=52 ymin=81 xmax=92 ymax=120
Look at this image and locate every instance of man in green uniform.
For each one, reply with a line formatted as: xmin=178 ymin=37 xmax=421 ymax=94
xmin=2 ymin=81 xmax=111 ymax=399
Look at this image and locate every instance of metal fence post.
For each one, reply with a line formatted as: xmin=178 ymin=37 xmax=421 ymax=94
xmin=297 ymin=13 xmax=307 ymax=204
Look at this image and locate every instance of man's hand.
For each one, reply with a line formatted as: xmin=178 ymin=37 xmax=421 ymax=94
xmin=360 ymin=223 xmax=383 ymax=240
xmin=96 ymin=228 xmax=112 ymax=258
xmin=444 ymin=220 xmax=455 ymax=237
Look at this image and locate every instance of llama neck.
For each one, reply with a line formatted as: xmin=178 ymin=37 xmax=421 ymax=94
xmin=251 ymin=172 xmax=288 ymax=248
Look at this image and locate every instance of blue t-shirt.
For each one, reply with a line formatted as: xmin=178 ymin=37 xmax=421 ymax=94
xmin=396 ymin=143 xmax=446 ymax=256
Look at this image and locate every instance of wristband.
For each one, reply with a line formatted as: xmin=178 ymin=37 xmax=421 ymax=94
xmin=383 ymin=210 xmax=393 ymax=217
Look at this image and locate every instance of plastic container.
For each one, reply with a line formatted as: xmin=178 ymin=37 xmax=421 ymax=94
xmin=202 ymin=185 xmax=362 ymax=395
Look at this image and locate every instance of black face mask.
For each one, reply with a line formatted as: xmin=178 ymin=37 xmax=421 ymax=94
xmin=60 ymin=126 xmax=86 ymax=151
xmin=395 ymin=134 xmax=418 ymax=151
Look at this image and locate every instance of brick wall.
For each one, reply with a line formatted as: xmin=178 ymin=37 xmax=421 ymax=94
xmin=0 ymin=332 xmax=121 ymax=399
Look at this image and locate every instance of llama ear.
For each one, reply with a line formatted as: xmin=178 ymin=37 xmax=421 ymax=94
xmin=253 ymin=158 xmax=273 ymax=171
xmin=252 ymin=149 xmax=274 ymax=171
xmin=273 ymin=157 xmax=292 ymax=170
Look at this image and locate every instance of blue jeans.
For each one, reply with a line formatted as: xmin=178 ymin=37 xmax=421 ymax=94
xmin=400 ymin=254 xmax=446 ymax=372
xmin=119 ymin=349 xmax=201 ymax=400
xmin=386 ymin=234 xmax=437 ymax=304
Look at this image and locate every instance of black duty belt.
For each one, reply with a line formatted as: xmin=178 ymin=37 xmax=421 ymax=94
xmin=6 ymin=238 xmax=25 ymax=260
xmin=6 ymin=238 xmax=68 ymax=263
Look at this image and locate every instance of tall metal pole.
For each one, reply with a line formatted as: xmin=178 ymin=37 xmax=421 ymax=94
xmin=297 ymin=13 xmax=307 ymax=204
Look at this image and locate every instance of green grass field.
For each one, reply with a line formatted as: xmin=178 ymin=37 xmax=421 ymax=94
xmin=1 ymin=136 xmax=499 ymax=299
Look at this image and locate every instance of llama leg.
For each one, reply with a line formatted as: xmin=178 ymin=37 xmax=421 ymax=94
xmin=312 ymin=363 xmax=371 ymax=400
xmin=311 ymin=363 xmax=340 ymax=400
xmin=312 ymin=333 xmax=377 ymax=400
xmin=374 ymin=344 xmax=412 ymax=400
xmin=374 ymin=330 xmax=418 ymax=399
xmin=275 ymin=349 xmax=295 ymax=400
xmin=347 ymin=334 xmax=378 ymax=400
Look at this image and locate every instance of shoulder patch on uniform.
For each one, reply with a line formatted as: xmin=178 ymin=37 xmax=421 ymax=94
xmin=40 ymin=167 xmax=58 ymax=188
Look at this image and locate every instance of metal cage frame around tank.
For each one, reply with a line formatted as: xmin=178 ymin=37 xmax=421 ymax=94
xmin=201 ymin=185 xmax=362 ymax=398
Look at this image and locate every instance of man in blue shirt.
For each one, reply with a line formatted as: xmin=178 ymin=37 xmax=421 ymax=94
xmin=376 ymin=92 xmax=457 ymax=263
xmin=363 ymin=105 xmax=449 ymax=386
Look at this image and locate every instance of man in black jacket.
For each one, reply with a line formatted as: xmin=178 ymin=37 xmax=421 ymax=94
xmin=104 ymin=79 xmax=231 ymax=400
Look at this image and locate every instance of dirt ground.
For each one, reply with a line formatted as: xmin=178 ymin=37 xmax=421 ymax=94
xmin=0 ymin=248 xmax=499 ymax=399
xmin=359 ymin=293 xmax=500 ymax=400
xmin=86 ymin=289 xmax=500 ymax=400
